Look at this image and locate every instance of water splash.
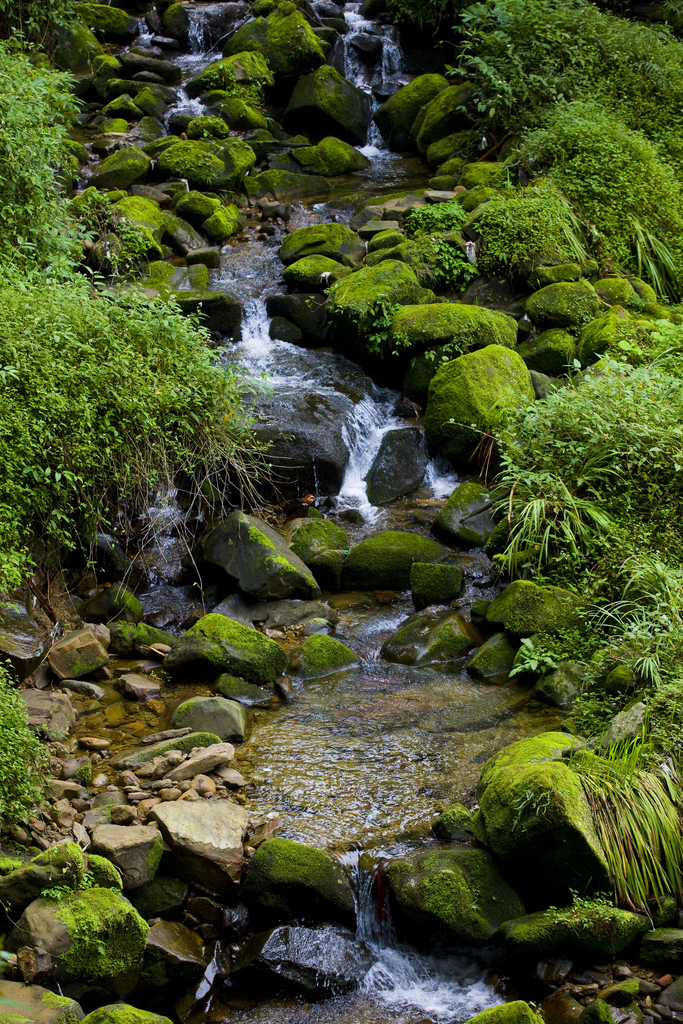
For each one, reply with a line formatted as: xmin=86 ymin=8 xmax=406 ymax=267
xmin=187 ymin=7 xmax=208 ymax=53
xmin=338 ymin=394 xmax=402 ymax=517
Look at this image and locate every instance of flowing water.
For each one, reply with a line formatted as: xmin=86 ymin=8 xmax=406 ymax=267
xmin=72 ymin=10 xmax=566 ymax=1019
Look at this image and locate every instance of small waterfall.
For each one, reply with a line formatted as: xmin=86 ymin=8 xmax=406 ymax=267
xmin=187 ymin=7 xmax=208 ymax=54
xmin=341 ymin=0 xmax=407 ymax=98
xmin=338 ymin=395 xmax=401 ymax=515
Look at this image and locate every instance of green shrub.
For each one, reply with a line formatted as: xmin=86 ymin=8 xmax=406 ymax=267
xmin=0 ymin=664 xmax=47 ymax=825
xmin=404 ymin=199 xmax=468 ymax=236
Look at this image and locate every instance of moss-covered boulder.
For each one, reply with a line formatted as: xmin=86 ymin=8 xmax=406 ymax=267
xmin=7 ymin=888 xmax=149 ymax=984
xmin=500 ymin=906 xmax=649 ymax=959
xmin=172 ymin=694 xmax=247 ymax=740
xmin=459 ymin=162 xmax=503 ymax=189
xmin=90 ymin=147 xmax=151 ymax=190
xmin=426 ymin=131 xmax=468 ymax=168
xmin=373 ymin=73 xmax=449 ymax=150
xmin=433 ymin=802 xmax=476 ymax=842
xmin=279 ymin=223 xmax=364 ymax=267
xmin=424 ymin=345 xmax=534 ymax=464
xmin=287 ymin=517 xmax=348 ymax=562
xmin=201 ymin=511 xmax=320 ymax=599
xmin=577 ymin=306 xmax=637 ymax=366
xmin=101 ymin=93 xmax=142 ymax=119
xmin=284 ymin=65 xmax=372 ymax=145
xmin=164 ymin=614 xmax=287 ymax=685
xmin=327 ymin=260 xmax=429 ymax=349
xmin=79 ymin=3 xmax=139 ymax=40
xmin=0 ymin=981 xmax=85 ymax=1024
xmin=477 ymin=733 xmax=610 ymax=903
xmin=640 ymin=927 xmax=683 ymax=962
xmin=108 ymin=620 xmax=177 ymax=657
xmin=186 ymin=52 xmax=274 ymax=98
xmin=293 ymin=136 xmax=370 ymax=176
xmin=386 ymin=848 xmax=524 ymax=944
xmin=367 ymin=228 xmax=404 ymax=253
xmin=282 ymin=255 xmax=352 ymax=290
xmin=381 ymin=609 xmax=475 ymax=668
xmin=525 ymin=280 xmax=599 ymax=329
xmin=413 ymin=82 xmax=476 ymax=154
xmin=203 ymin=205 xmax=245 ymax=241
xmin=594 ymin=276 xmax=639 ymax=307
xmin=54 ymin=20 xmax=102 ymax=71
xmin=82 ymin=584 xmax=143 ymax=624
xmin=516 ymin=328 xmax=575 ymax=377
xmin=0 ymin=843 xmax=86 ymax=911
xmin=215 ymin=673 xmax=273 ymax=707
xmin=486 ymin=580 xmax=582 ymax=637
xmin=464 ymin=632 xmax=518 ymax=679
xmin=156 ymin=138 xmax=255 ymax=190
xmin=410 ymin=562 xmax=464 ymax=609
xmin=82 ymin=1007 xmax=171 ymax=1024
xmin=389 ymin=303 xmax=517 ymax=358
xmin=242 ymin=837 xmax=355 ymax=924
xmin=223 ymin=2 xmax=325 ymax=76
xmin=341 ymin=531 xmax=445 ymax=590
xmin=210 ymin=97 xmax=268 ymax=131
xmin=245 ymin=169 xmax=332 ymax=201
xmin=175 ymin=190 xmax=221 ymax=224
xmin=289 ymin=634 xmax=360 ymax=679
xmin=112 ymin=194 xmax=167 ymax=244
xmin=528 ymin=263 xmax=582 ymax=288
xmin=534 ymin=662 xmax=584 ymax=709
xmin=432 ymin=481 xmax=496 ymax=548
xmin=468 ymin=1004 xmax=545 ymax=1024
xmin=92 ymin=53 xmax=121 ymax=97
xmin=186 ymin=115 xmax=232 ymax=140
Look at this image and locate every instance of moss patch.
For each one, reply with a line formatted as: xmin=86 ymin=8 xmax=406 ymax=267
xmin=55 ymin=887 xmax=149 ymax=982
xmin=342 ymin=531 xmax=445 ymax=590
xmin=289 ymin=634 xmax=360 ymax=679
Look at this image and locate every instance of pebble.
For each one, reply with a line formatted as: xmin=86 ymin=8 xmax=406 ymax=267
xmin=137 ymin=797 xmax=161 ymax=815
xmin=78 ymin=736 xmax=111 ymax=750
xmin=159 ymin=788 xmax=182 ymax=801
xmin=92 ymin=773 xmax=109 ymax=788
xmin=180 ymin=789 xmax=201 ymax=802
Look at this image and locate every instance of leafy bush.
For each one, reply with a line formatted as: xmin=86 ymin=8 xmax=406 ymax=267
xmin=404 ymin=199 xmax=469 ymax=236
xmin=0 ymin=664 xmax=47 ymax=825
xmin=0 ymin=0 xmax=77 ymax=48
xmin=0 ymin=271 xmax=262 ymax=591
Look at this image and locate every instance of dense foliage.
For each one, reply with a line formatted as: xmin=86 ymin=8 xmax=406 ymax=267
xmin=0 ymin=665 xmax=47 ymax=824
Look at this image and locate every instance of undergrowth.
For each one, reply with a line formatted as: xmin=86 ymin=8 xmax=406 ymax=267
xmin=0 ymin=664 xmax=47 ymax=824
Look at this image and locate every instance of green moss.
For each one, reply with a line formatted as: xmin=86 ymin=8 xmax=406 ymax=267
xmin=79 ymin=4 xmax=135 ymax=35
xmin=75 ymin=762 xmax=92 ymax=786
xmin=215 ymin=673 xmax=272 ymax=705
xmin=479 ymin=731 xmax=578 ymax=789
xmin=86 ymin=854 xmax=122 ymax=890
xmin=433 ymin=802 xmax=475 ymax=841
xmin=459 ymin=162 xmax=504 ymax=189
xmin=389 ymin=303 xmax=517 ymax=359
xmin=187 ymin=115 xmax=232 ymax=140
xmin=577 ymin=306 xmax=647 ymax=366
xmin=156 ymin=138 xmax=255 ymax=190
xmin=410 ymin=562 xmax=464 ymax=607
xmin=486 ymin=580 xmax=582 ymax=636
xmin=215 ymin=97 xmax=268 ymax=130
xmin=99 ymin=118 xmax=128 ymax=134
xmin=436 ymin=156 xmax=464 ymax=178
xmin=374 ymin=74 xmax=448 ymax=150
xmin=223 ymin=3 xmax=325 ymax=76
xmin=426 ymin=132 xmax=468 ymax=168
xmin=133 ymin=621 xmax=177 ymax=652
xmin=282 ymin=255 xmax=352 ymax=290
xmin=288 ymin=518 xmax=348 ymax=563
xmin=413 ymin=82 xmax=476 ymax=153
xmin=128 ymin=875 xmax=187 ymax=918
xmin=381 ymin=610 xmax=474 ymax=667
xmin=279 ymin=223 xmax=362 ymax=267
xmin=341 ymin=531 xmax=445 ymax=590
xmin=517 ymin=328 xmax=576 ymax=376
xmin=640 ymin=927 xmax=683 ymax=962
xmin=185 ymin=52 xmax=274 ymax=99
xmin=525 ymin=279 xmax=599 ymax=329
xmin=327 ymin=260 xmax=429 ymax=349
xmin=202 ymin=205 xmax=244 ymax=241
xmin=432 ymin=481 xmax=495 ymax=548
xmin=500 ymin=905 xmax=649 ymax=958
xmin=91 ymin=147 xmax=151 ymax=190
xmin=289 ymin=634 xmax=360 ymax=679
xmin=465 ymin=632 xmax=518 ymax=678
xmin=367 ymin=229 xmax=404 ymax=253
xmin=528 ymin=263 xmax=582 ymax=288
xmin=468 ymin=1003 xmax=544 ymax=1024
xmin=81 ymin=1005 xmax=173 ymax=1024
xmin=242 ymin=837 xmax=355 ymax=922
xmin=55 ymin=887 xmax=149 ymax=982
xmin=101 ymin=94 xmax=143 ymax=120
xmin=293 ymin=137 xmax=370 ymax=176
xmin=424 ymin=345 xmax=534 ymax=464
xmin=183 ymin=612 xmax=288 ymax=684
xmin=34 ymin=843 xmax=86 ymax=884
xmin=0 ymin=856 xmax=23 ymax=875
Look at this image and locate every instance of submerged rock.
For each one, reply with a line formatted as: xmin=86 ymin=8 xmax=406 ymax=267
xmin=258 ymin=924 xmax=375 ymax=992
xmin=381 ymin=609 xmax=475 ymax=668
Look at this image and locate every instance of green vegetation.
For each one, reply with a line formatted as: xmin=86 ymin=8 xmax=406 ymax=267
xmin=0 ymin=664 xmax=47 ymax=824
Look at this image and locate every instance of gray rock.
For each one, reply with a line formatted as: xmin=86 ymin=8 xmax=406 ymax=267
xmin=214 ymin=674 xmax=273 ymax=707
xmin=364 ymin=427 xmax=429 ymax=505
xmin=381 ymin=609 xmax=475 ymax=669
xmin=162 ymin=741 xmax=235 ymax=782
xmin=464 ymin=633 xmax=518 ymax=679
xmin=90 ymin=824 xmax=163 ymax=889
xmin=432 ymin=482 xmax=496 ymax=549
xmin=659 ymin=976 xmax=683 ymax=1011
xmin=535 ymin=662 xmax=585 ymax=709
xmin=60 ymin=679 xmax=105 ymax=699
xmin=600 ymin=701 xmax=647 ymax=751
xmin=114 ymin=673 xmax=161 ymax=701
xmin=259 ymin=925 xmax=376 ymax=993
xmin=21 ymin=690 xmax=74 ymax=740
xmin=172 ymin=696 xmax=246 ymax=741
xmin=164 ymin=215 xmax=206 ymax=255
xmin=48 ymin=627 xmax=109 ymax=680
xmin=117 ymin=731 xmax=222 ymax=768
xmin=149 ymin=799 xmax=248 ymax=893
xmin=0 ymin=605 xmax=48 ymax=679
xmin=213 ymin=594 xmax=336 ymax=630
xmin=265 ymin=293 xmax=328 ymax=345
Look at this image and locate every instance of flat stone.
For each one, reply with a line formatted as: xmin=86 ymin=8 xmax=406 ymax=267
xmin=149 ymin=799 xmax=248 ymax=892
xmin=78 ymin=736 xmax=111 ymax=750
xmin=163 ymin=742 xmax=235 ymax=783
xmin=48 ymin=627 xmax=109 ymax=680
xmin=115 ymin=673 xmax=161 ymax=701
xmin=91 ymin=823 xmax=163 ymax=889
xmin=47 ymin=779 xmax=82 ymax=801
xmin=21 ymin=690 xmax=75 ymax=740
xmin=214 ymin=766 xmax=247 ymax=787
xmin=424 ymin=189 xmax=457 ymax=202
xmin=358 ymin=219 xmax=401 ymax=238
xmin=142 ymin=727 xmax=192 ymax=745
xmin=146 ymin=919 xmax=207 ymax=970
xmin=117 ymin=731 xmax=221 ymax=768
xmin=60 ymin=679 xmax=105 ymax=699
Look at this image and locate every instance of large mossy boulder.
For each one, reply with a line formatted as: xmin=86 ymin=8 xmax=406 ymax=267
xmin=284 ymin=65 xmax=372 ymax=145
xmin=185 ymin=52 xmax=274 ymax=98
xmin=7 ymin=888 xmax=149 ymax=985
xmin=245 ymin=169 xmax=332 ymax=201
xmin=500 ymin=906 xmax=649 ymax=959
xmin=172 ymin=695 xmax=247 ymax=741
xmin=83 ymin=584 xmax=143 ymax=625
xmin=286 ymin=517 xmax=348 ymax=589
xmin=389 ymin=303 xmax=517 ymax=357
xmin=517 ymin=328 xmax=576 ymax=377
xmin=0 ymin=844 xmax=86 ymax=912
xmin=386 ymin=848 xmax=524 ymax=945
xmin=413 ymin=82 xmax=476 ymax=154
xmin=90 ymin=147 xmax=151 ymax=190
xmin=54 ymin=20 xmax=102 ymax=71
xmin=477 ymin=733 xmax=610 ymax=904
xmin=289 ymin=634 xmax=360 ymax=679
xmin=411 ymin=562 xmax=464 ymax=609
xmin=82 ymin=1007 xmax=171 ymax=1024
xmin=381 ymin=609 xmax=475 ymax=668
xmin=341 ymin=531 xmax=445 ymax=590
xmin=486 ymin=580 xmax=582 ymax=636
xmin=223 ymin=2 xmax=325 ymax=76
xmin=164 ymin=613 xmax=287 ymax=685
xmin=293 ymin=137 xmax=371 ymax=176
xmin=80 ymin=3 xmax=139 ymax=40
xmin=468 ymin=1004 xmax=544 ymax=1024
xmin=156 ymin=138 xmax=255 ymax=190
xmin=432 ymin=481 xmax=496 ymax=548
xmin=424 ymin=345 xmax=534 ymax=464
xmin=278 ymin=223 xmax=364 ymax=267
xmin=282 ymin=255 xmax=352 ymax=291
xmin=200 ymin=511 xmax=320 ymax=599
xmin=577 ymin=307 xmax=635 ymax=366
xmin=327 ymin=261 xmax=429 ymax=349
xmin=242 ymin=837 xmax=355 ymax=925
xmin=374 ymin=74 xmax=449 ymax=151
xmin=525 ymin=280 xmax=600 ymax=329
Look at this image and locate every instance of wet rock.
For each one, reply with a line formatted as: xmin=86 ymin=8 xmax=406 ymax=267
xmin=90 ymin=147 xmax=151 ymax=190
xmin=373 ymin=73 xmax=448 ymax=150
xmin=149 ymin=799 xmax=248 ymax=893
xmin=48 ymin=627 xmax=109 ymax=680
xmin=286 ymin=519 xmax=349 ymax=590
xmin=540 ymin=993 xmax=584 ymax=1024
xmin=91 ymin=825 xmax=163 ymax=889
xmin=410 ymin=562 xmax=464 ymax=609
xmin=215 ymin=673 xmax=273 ymax=707
xmin=341 ymin=530 xmax=445 ymax=590
xmin=639 ymin=928 xmax=683 ymax=964
xmin=7 ymin=887 xmax=149 ymax=987
xmin=534 ymin=662 xmax=584 ymax=709
xmin=22 ymin=689 xmax=75 ymax=740
xmin=501 ymin=908 xmax=648 ymax=960
xmin=364 ymin=427 xmax=429 ymax=505
xmin=214 ymin=594 xmax=337 ymax=631
xmin=223 ymin=4 xmax=325 ymax=76
xmin=412 ymin=82 xmax=476 ymax=153
xmin=145 ymin=919 xmax=207 ymax=983
xmin=172 ymin=695 xmax=246 ymax=741
xmin=289 ymin=634 xmax=360 ymax=679
xmin=278 ymin=223 xmax=365 ymax=267
xmin=382 ymin=609 xmax=476 ymax=668
xmin=128 ymin=875 xmax=188 ymax=919
xmin=464 ymin=632 xmax=518 ymax=679
xmin=60 ymin=679 xmax=105 ymax=699
xmin=115 ymin=673 xmax=161 ymax=701
xmin=0 ymin=605 xmax=48 ymax=679
xmin=432 ymin=481 xmax=496 ymax=548
xmin=269 ymin=315 xmax=302 ymax=342
xmin=162 ymin=742 xmax=235 ymax=783
xmin=245 ymin=170 xmax=332 ymax=201
xmin=284 ymin=65 xmax=371 ymax=144
xmin=175 ymin=292 xmax=243 ymax=338
xmin=265 ymin=292 xmax=328 ymax=343
xmin=387 ymin=847 xmax=524 ymax=944
xmin=259 ymin=924 xmax=375 ymax=992
xmin=164 ymin=614 xmax=287 ymax=685
xmin=215 ymin=766 xmax=247 ymax=787
xmin=0 ymin=979 xmax=84 ymax=1024
xmin=486 ymin=580 xmax=582 ymax=637
xmin=658 ymin=976 xmax=683 ymax=1010
xmin=243 ymin=837 xmax=355 ymax=925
